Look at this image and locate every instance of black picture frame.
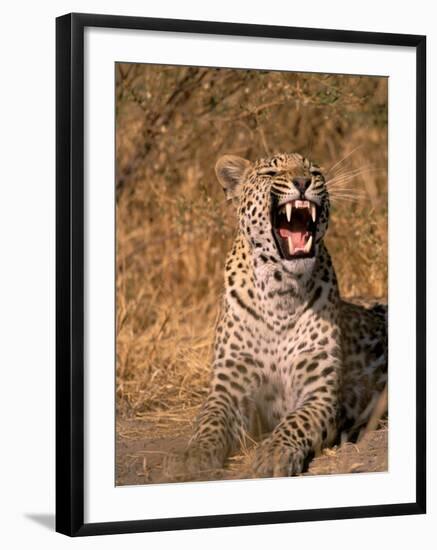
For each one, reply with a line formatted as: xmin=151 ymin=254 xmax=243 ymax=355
xmin=56 ymin=12 xmax=426 ymax=537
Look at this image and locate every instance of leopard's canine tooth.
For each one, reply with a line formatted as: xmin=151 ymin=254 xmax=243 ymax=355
xmin=287 ymin=236 xmax=294 ymax=254
xmin=304 ymin=235 xmax=313 ymax=253
xmin=286 ymin=202 xmax=292 ymax=222
xmin=311 ymin=203 xmax=316 ymax=222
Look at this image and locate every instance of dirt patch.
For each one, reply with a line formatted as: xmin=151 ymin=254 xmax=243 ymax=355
xmin=306 ymin=429 xmax=388 ymax=476
xmin=116 ymin=418 xmax=387 ymax=486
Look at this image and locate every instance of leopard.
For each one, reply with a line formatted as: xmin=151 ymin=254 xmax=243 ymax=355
xmin=169 ymin=152 xmax=387 ymax=480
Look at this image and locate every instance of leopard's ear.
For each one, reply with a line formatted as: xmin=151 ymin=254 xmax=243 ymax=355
xmin=215 ymin=155 xmax=251 ymax=202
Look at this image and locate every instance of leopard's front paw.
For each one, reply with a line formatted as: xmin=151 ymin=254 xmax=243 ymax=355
xmin=165 ymin=443 xmax=224 ymax=481
xmin=252 ymin=436 xmax=305 ymax=478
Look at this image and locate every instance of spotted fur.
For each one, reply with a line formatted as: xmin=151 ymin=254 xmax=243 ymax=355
xmin=172 ymin=152 xmax=387 ymax=479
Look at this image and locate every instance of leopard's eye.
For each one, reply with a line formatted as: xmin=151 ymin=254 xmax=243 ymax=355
xmin=260 ymin=170 xmax=277 ymax=177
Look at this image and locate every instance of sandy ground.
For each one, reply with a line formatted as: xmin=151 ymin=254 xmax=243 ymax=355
xmin=116 ymin=418 xmax=388 ymax=486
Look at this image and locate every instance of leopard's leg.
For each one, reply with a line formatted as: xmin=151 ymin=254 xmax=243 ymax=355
xmin=167 ymin=355 xmax=255 ymax=478
xmin=183 ymin=391 xmax=246 ymax=472
xmin=252 ymin=352 xmax=340 ymax=477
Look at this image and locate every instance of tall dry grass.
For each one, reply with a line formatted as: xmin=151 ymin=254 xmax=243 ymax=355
xmin=115 ymin=64 xmax=387 ymax=423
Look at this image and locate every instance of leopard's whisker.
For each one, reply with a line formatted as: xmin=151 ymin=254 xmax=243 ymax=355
xmin=327 ymin=184 xmax=367 ymax=192
xmin=325 ymin=165 xmax=375 ymax=184
xmin=327 ymin=163 xmax=374 ymax=177
xmin=325 ymin=166 xmax=378 ymax=187
xmin=330 ymin=197 xmax=364 ymax=202
xmin=330 ymin=195 xmax=366 ymax=201
xmin=330 ymin=196 xmax=365 ymax=203
xmin=329 ymin=190 xmax=367 ymax=198
xmin=331 ymin=195 xmax=365 ymax=201
xmin=326 ymin=145 xmax=363 ymax=175
xmin=329 ymin=189 xmax=367 ymax=197
xmin=328 ymin=189 xmax=367 ymax=196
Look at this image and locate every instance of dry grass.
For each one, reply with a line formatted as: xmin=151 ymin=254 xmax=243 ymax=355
xmin=115 ymin=63 xmax=387 ymax=435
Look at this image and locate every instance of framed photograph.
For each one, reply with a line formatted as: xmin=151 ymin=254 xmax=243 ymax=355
xmin=56 ymin=12 xmax=426 ymax=536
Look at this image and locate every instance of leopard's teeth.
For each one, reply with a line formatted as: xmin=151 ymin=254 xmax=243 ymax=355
xmin=287 ymin=236 xmax=294 ymax=254
xmin=285 ymin=202 xmax=292 ymax=222
xmin=304 ymin=235 xmax=313 ymax=253
xmin=311 ymin=204 xmax=316 ymax=222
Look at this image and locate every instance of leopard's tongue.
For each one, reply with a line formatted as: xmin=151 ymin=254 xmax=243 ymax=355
xmin=279 ymin=227 xmax=310 ymax=249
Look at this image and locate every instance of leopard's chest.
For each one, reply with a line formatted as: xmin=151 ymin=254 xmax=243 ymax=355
xmin=250 ymin=336 xmax=302 ymax=430
xmin=232 ymin=314 xmax=317 ymax=381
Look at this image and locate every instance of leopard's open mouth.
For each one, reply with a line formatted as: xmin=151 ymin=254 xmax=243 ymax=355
xmin=271 ymin=199 xmax=318 ymax=260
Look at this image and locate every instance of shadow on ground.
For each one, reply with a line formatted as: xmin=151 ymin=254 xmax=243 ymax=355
xmin=25 ymin=513 xmax=55 ymax=531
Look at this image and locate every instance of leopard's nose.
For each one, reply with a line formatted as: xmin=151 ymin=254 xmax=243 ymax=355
xmin=292 ymin=177 xmax=312 ymax=196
